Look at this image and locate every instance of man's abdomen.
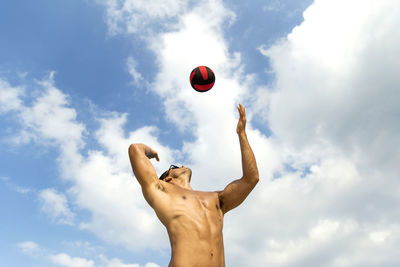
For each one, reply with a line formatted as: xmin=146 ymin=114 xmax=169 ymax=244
xmin=168 ymin=240 xmax=225 ymax=267
xmin=167 ymin=215 xmax=225 ymax=267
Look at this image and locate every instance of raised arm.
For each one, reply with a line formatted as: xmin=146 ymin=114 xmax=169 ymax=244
xmin=218 ymin=104 xmax=259 ymax=214
xmin=128 ymin=143 xmax=161 ymax=205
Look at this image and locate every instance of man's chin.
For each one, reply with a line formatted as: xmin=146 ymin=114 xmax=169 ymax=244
xmin=187 ymin=169 xmax=192 ymax=181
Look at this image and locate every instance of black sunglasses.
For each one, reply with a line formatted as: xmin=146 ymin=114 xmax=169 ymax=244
xmin=159 ymin=165 xmax=180 ymax=180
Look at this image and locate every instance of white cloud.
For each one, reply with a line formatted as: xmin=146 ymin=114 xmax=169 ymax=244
xmin=18 ymin=73 xmax=85 ymax=146
xmin=51 ymin=253 xmax=95 ymax=267
xmin=102 ymin=256 xmax=160 ymax=267
xmin=103 ymin=0 xmax=188 ymax=35
xmin=0 ymin=176 xmax=32 ymax=194
xmin=18 ymin=241 xmax=160 ymax=267
xmin=39 ymin=188 xmax=75 ymax=225
xmin=0 ymin=78 xmax=24 ymax=113
xmin=261 ymin=0 xmax=400 ymax=167
xmin=0 ymin=74 xmax=174 ymax=252
xmin=369 ymin=230 xmax=391 ymax=244
xmin=0 ymin=73 xmax=86 ymax=179
xmin=249 ymin=0 xmax=400 ymax=266
xmin=51 ymin=253 xmax=162 ymax=267
xmin=51 ymin=252 xmax=161 ymax=267
xmin=18 ymin=241 xmax=40 ymax=255
xmin=126 ymin=57 xmax=145 ymax=87
xmin=142 ymin=264 xmax=160 ymax=267
xmin=14 ymin=73 xmax=85 ymax=179
xmin=263 ymin=0 xmax=284 ymax=12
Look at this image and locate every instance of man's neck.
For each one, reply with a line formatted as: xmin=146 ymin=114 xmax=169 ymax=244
xmin=174 ymin=181 xmax=192 ymax=190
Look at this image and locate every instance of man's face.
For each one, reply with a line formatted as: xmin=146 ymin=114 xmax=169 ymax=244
xmin=164 ymin=166 xmax=192 ymax=183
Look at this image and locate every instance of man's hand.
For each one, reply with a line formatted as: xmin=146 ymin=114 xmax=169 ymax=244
xmin=236 ymin=103 xmax=247 ymax=135
xmin=143 ymin=145 xmax=160 ymax=161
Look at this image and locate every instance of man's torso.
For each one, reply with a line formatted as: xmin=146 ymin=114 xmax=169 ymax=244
xmin=149 ymin=182 xmax=225 ymax=267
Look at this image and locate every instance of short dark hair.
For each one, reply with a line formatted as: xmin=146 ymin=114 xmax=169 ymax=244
xmin=159 ymin=169 xmax=169 ymax=180
xmin=159 ymin=165 xmax=179 ymax=180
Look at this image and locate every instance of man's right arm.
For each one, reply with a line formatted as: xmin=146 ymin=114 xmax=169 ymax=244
xmin=128 ymin=143 xmax=161 ymax=206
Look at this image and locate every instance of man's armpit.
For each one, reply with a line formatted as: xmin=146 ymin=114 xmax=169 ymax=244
xmin=156 ymin=182 xmax=167 ymax=193
xmin=216 ymin=190 xmax=226 ymax=212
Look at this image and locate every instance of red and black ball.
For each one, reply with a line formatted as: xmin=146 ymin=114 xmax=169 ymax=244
xmin=190 ymin=66 xmax=215 ymax=92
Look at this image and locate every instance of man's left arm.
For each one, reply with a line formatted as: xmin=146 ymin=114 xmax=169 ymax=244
xmin=218 ymin=104 xmax=259 ymax=214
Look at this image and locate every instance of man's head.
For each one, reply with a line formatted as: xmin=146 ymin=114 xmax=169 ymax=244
xmin=159 ymin=165 xmax=192 ymax=185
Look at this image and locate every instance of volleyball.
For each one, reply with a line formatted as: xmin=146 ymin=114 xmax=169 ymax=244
xmin=189 ymin=66 xmax=215 ymax=92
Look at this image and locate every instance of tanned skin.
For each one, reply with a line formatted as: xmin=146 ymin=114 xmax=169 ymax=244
xmin=128 ymin=104 xmax=259 ymax=267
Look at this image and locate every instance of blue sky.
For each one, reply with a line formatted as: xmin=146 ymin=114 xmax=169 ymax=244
xmin=1 ymin=0 xmax=400 ymax=266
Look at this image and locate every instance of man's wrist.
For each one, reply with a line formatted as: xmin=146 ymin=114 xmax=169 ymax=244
xmin=237 ymin=131 xmax=247 ymax=138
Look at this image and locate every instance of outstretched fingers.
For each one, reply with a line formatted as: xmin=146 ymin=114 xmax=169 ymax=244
xmin=153 ymin=150 xmax=160 ymax=161
xmin=145 ymin=148 xmax=160 ymax=161
xmin=236 ymin=103 xmax=247 ymax=134
xmin=237 ymin=103 xmax=246 ymax=119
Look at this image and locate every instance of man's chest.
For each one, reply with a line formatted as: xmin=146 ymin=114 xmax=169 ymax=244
xmin=169 ymin=196 xmax=224 ymax=241
xmin=174 ymin=190 xmax=220 ymax=214
xmin=156 ymin=189 xmax=224 ymax=231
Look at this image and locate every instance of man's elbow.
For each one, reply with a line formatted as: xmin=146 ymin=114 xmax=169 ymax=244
xmin=250 ymin=168 xmax=260 ymax=184
xmin=243 ymin=174 xmax=259 ymax=185
xmin=128 ymin=144 xmax=139 ymax=156
xmin=252 ymin=175 xmax=260 ymax=185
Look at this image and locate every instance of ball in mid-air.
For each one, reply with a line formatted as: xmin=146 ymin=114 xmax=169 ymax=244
xmin=190 ymin=66 xmax=215 ymax=92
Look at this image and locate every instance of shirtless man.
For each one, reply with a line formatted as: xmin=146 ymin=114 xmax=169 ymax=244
xmin=128 ymin=104 xmax=259 ymax=267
